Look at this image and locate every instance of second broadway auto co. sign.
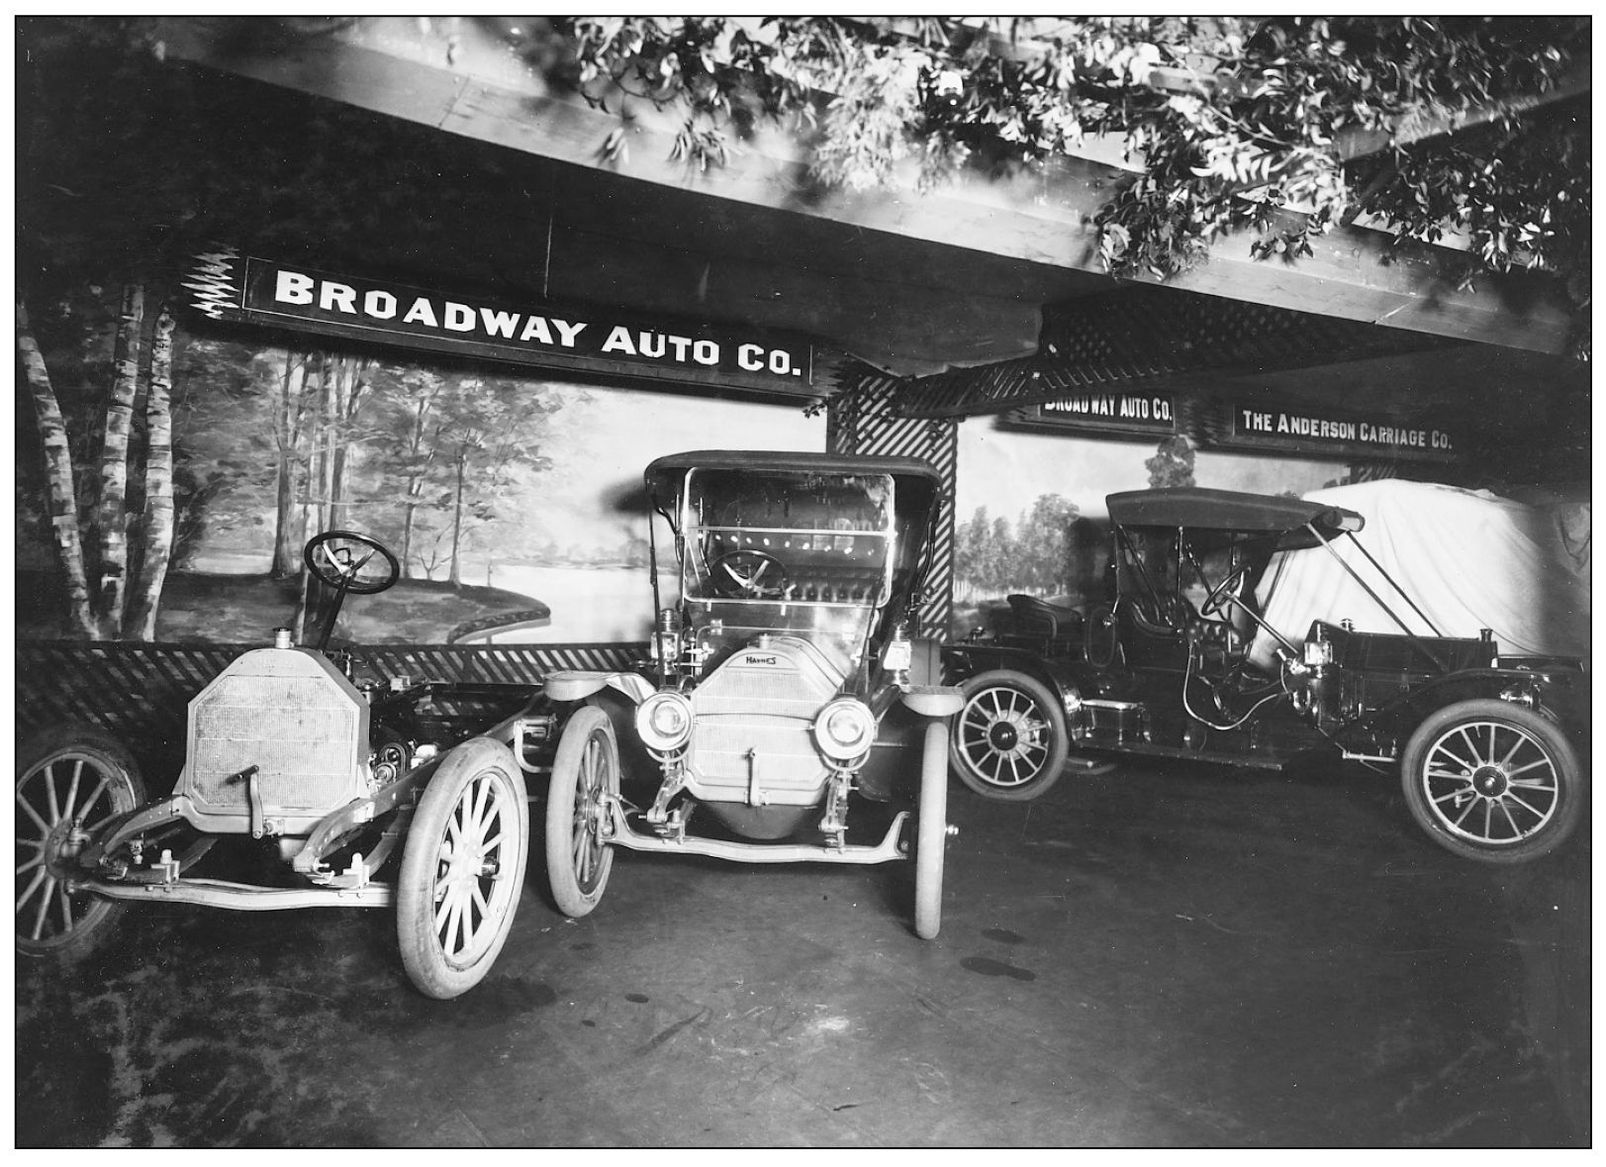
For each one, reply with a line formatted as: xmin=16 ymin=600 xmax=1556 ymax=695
xmin=183 ymin=250 xmax=819 ymax=398
xmin=1006 ymin=393 xmax=1179 ymax=439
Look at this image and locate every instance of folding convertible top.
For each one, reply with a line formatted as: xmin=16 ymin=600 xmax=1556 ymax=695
xmin=1250 ymin=479 xmax=1592 ymax=665
xmin=1106 ymin=487 xmax=1364 ymax=536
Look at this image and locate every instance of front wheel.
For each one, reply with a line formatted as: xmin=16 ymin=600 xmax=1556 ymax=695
xmin=949 ymin=670 xmax=1068 ymax=801
xmin=914 ymin=719 xmax=949 ymax=940
xmin=1400 ymin=699 xmax=1583 ymax=865
xmin=17 ymin=725 xmax=148 ymax=961
xmin=545 ymin=706 xmax=619 ymax=918
xmin=396 ymin=737 xmax=529 ymax=999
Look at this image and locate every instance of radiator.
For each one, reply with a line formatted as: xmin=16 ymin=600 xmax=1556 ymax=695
xmin=687 ymin=636 xmax=844 ymax=806
xmin=178 ymin=647 xmax=371 ymax=832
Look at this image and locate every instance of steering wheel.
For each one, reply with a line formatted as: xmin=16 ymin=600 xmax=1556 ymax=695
xmin=303 ymin=531 xmax=401 ymax=596
xmin=708 ymin=549 xmax=788 ymax=599
xmin=1200 ymin=562 xmax=1251 ymax=619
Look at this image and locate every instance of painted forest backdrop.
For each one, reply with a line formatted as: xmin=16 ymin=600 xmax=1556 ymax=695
xmin=16 ymin=291 xmax=827 ymax=644
xmin=16 ymin=291 xmax=1347 ymax=644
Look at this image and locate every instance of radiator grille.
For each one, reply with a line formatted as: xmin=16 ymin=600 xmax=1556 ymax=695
xmin=688 ymin=639 xmax=842 ymax=800
xmin=181 ymin=649 xmax=369 ymax=819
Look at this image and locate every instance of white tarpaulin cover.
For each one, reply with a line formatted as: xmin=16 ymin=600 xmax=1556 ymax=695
xmin=1250 ymin=480 xmax=1591 ymax=669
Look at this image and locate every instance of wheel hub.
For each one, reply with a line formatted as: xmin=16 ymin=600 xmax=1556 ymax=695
xmin=583 ymin=800 xmax=607 ymax=834
xmin=577 ymin=780 xmax=610 ymax=836
xmin=441 ymin=839 xmax=494 ymax=889
xmin=987 ymin=720 xmax=1020 ymax=752
xmin=1472 ymin=765 xmax=1510 ymax=798
xmin=41 ymin=819 xmax=89 ymax=871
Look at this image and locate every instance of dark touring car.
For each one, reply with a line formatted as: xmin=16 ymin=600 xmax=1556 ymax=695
xmin=944 ymin=484 xmax=1587 ymax=864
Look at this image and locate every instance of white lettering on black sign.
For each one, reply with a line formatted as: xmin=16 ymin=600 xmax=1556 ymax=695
xmin=237 ymin=260 xmax=814 ymax=387
xmin=1040 ymin=394 xmax=1174 ymax=429
xmin=1235 ymin=403 xmax=1454 ymax=455
xmin=276 ymin=270 xmax=594 ymax=350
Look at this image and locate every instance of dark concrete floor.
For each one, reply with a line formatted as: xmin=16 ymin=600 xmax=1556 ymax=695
xmin=15 ymin=756 xmax=1590 ymax=1148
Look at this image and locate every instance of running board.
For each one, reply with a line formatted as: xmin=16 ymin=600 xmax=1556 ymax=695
xmin=1075 ymin=740 xmax=1288 ymax=771
xmin=606 ymin=809 xmax=911 ymax=865
xmin=71 ymin=876 xmax=393 ymax=910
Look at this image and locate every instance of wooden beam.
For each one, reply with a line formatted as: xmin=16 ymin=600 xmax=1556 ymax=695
xmin=1335 ymin=55 xmax=1590 ymax=160
xmin=155 ymin=16 xmax=1577 ymax=361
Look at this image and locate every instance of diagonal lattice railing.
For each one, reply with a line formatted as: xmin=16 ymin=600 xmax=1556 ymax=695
xmin=13 ymin=640 xmax=646 ymax=751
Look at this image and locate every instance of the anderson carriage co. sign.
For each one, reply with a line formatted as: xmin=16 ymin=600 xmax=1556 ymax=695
xmin=1211 ymin=397 xmax=1460 ymax=463
xmin=181 ymin=250 xmax=818 ymax=397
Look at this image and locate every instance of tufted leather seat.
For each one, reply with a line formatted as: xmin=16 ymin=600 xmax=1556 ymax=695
xmin=1007 ymin=594 xmax=1084 ymax=650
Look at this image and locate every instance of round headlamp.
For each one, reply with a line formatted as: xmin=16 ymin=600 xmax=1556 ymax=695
xmin=812 ymin=698 xmax=876 ymax=761
xmin=636 ymin=690 xmax=694 ymax=751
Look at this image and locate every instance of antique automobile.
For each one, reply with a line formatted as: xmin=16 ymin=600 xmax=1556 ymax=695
xmin=943 ymin=483 xmax=1587 ymax=864
xmin=16 ymin=531 xmax=548 ymax=998
xmin=538 ymin=450 xmax=963 ymax=938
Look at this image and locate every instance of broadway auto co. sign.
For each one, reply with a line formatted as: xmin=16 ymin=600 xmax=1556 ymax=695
xmin=183 ymin=250 xmax=819 ymax=398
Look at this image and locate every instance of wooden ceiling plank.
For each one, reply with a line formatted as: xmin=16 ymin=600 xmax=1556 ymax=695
xmin=156 ymin=16 xmax=1576 ymax=367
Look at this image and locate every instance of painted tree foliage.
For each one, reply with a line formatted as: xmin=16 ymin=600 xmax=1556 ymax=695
xmin=143 ymin=344 xmax=570 ymax=587
xmin=545 ymin=16 xmax=1590 ymax=355
xmin=367 ymin=372 xmax=561 ymax=583
xmin=955 ymin=493 xmax=1082 ymax=600
xmin=167 ymin=334 xmax=286 ymax=567
xmin=258 ymin=348 xmax=385 ymax=579
xmin=1146 ymin=435 xmax=1197 ymax=489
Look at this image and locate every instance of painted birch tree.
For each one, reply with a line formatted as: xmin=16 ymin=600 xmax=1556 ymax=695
xmin=17 ymin=17 xmax=481 ymax=635
xmin=125 ymin=307 xmax=177 ymax=640
xmin=15 ymin=303 xmax=96 ymax=638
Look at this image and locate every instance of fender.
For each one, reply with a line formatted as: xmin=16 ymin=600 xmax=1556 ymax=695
xmin=1343 ymin=667 xmax=1571 ymax=745
xmin=941 ymin=642 xmax=1083 ymax=706
xmin=900 ymin=684 xmax=963 ymax=718
xmin=543 ymin=669 xmax=655 ymax=707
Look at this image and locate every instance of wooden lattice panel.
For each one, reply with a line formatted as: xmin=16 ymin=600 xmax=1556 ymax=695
xmin=826 ymin=365 xmax=959 ymax=639
xmin=13 ymin=640 xmax=647 ymax=754
xmin=895 ymin=285 xmax=1453 ymax=418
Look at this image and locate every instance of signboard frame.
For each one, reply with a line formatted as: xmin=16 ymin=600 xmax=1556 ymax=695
xmin=1003 ymin=391 xmax=1179 ymax=439
xmin=182 ymin=249 xmax=821 ymax=399
xmin=1208 ymin=396 xmax=1460 ymax=463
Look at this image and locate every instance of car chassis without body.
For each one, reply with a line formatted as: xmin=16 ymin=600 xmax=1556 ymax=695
xmin=16 ymin=531 xmax=557 ymax=998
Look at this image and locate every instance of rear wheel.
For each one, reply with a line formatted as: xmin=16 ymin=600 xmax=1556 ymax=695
xmin=545 ymin=707 xmax=619 ymax=918
xmin=16 ymin=724 xmax=146 ymax=961
xmin=949 ymin=670 xmax=1068 ymax=801
xmin=397 ymin=738 xmax=528 ymax=999
xmin=1400 ymin=699 xmax=1582 ymax=865
xmin=914 ymin=719 xmax=949 ymax=940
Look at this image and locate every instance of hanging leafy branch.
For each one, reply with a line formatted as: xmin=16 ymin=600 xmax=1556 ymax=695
xmin=551 ymin=16 xmax=1590 ymax=356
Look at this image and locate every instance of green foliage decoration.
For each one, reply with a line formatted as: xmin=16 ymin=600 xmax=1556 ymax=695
xmin=553 ymin=16 xmax=1590 ymax=357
